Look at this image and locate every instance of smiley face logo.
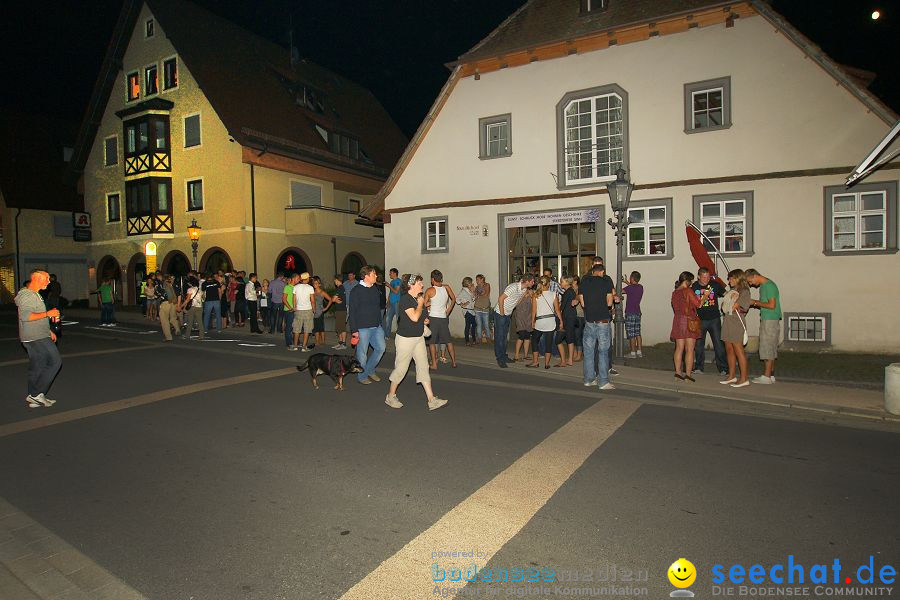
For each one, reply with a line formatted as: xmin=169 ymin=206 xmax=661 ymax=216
xmin=668 ymin=558 xmax=697 ymax=588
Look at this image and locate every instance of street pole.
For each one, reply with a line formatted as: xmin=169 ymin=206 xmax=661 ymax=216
xmin=191 ymin=240 xmax=198 ymax=271
xmin=608 ymin=208 xmax=627 ymax=364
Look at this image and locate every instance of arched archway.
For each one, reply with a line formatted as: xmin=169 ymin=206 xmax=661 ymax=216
xmin=340 ymin=252 xmax=366 ymax=279
xmin=200 ymin=247 xmax=232 ymax=274
xmin=96 ymin=256 xmax=122 ymax=302
xmin=274 ymin=247 xmax=312 ymax=278
xmin=126 ymin=252 xmax=146 ymax=305
xmin=162 ymin=250 xmax=191 ymax=276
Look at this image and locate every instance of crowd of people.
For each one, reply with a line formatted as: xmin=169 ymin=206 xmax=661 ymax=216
xmin=14 ymin=257 xmax=781 ymax=411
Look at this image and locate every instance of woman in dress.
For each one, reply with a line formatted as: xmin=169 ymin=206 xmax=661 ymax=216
xmin=529 ymin=275 xmax=566 ymax=369
xmin=473 ymin=274 xmax=492 ymax=344
xmin=560 ymin=276 xmax=579 ymax=366
xmin=572 ymin=276 xmax=585 ymax=363
xmin=720 ymin=269 xmax=752 ymax=388
xmin=259 ymin=279 xmax=270 ymax=330
xmin=385 ymin=274 xmax=448 ymax=412
xmin=311 ymin=276 xmax=335 ymax=348
xmin=144 ymin=276 xmax=157 ymax=321
xmin=671 ymin=270 xmax=708 ymax=381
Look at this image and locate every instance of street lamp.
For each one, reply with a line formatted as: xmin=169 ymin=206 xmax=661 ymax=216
xmin=187 ymin=219 xmax=202 ymax=271
xmin=606 ymin=168 xmax=634 ymax=363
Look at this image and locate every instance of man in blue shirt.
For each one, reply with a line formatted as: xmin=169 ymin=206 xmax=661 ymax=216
xmin=382 ymin=268 xmax=403 ymax=336
xmin=348 ymin=266 xmax=385 ymax=385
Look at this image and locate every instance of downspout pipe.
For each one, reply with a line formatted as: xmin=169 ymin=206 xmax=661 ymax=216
xmin=14 ymin=208 xmax=22 ymax=288
xmin=331 ymin=237 xmax=338 ymax=278
xmin=250 ymin=163 xmax=258 ymax=274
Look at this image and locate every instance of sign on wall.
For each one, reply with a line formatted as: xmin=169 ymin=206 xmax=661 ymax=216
xmin=145 ymin=241 xmax=158 ymax=273
xmin=72 ymin=211 xmax=92 ymax=242
xmin=503 ymin=208 xmax=601 ymax=228
xmin=456 ymin=224 xmax=489 ymax=237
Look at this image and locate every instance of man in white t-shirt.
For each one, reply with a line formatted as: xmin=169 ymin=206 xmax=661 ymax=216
xmin=292 ymin=272 xmax=316 ymax=351
xmin=180 ymin=277 xmax=205 ymax=340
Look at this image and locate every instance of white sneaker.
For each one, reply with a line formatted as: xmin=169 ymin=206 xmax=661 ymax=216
xmin=331 ymin=343 xmax=343 ymax=349
xmin=600 ymin=383 xmax=616 ymax=390
xmin=385 ymin=395 xmax=403 ymax=409
xmin=34 ymin=393 xmax=56 ymax=407
xmin=770 ymin=376 xmax=776 ymax=383
xmin=25 ymin=396 xmax=42 ymax=408
xmin=752 ymin=375 xmax=773 ymax=385
xmin=636 ymin=351 xmax=643 ymax=358
xmin=288 ymin=346 xmax=299 ymax=351
xmin=428 ymin=397 xmax=448 ymax=411
xmin=627 ymin=352 xmax=636 ymax=358
xmin=300 ymin=347 xmax=310 ymax=352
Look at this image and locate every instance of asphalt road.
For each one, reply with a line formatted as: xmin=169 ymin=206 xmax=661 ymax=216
xmin=0 ymin=315 xmax=897 ymax=600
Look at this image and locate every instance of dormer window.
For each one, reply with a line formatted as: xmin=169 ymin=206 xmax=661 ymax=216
xmin=580 ymin=0 xmax=608 ymax=13
xmin=145 ymin=18 xmax=155 ymax=38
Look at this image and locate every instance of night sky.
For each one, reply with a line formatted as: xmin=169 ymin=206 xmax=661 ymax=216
xmin=1 ymin=0 xmax=897 ymax=139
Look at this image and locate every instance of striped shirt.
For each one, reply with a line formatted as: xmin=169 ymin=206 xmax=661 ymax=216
xmin=495 ymin=282 xmax=528 ymax=315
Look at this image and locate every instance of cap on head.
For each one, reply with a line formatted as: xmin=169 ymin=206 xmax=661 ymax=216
xmin=300 ymin=272 xmax=310 ymax=281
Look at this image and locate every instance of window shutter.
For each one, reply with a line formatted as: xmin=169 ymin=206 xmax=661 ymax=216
xmin=185 ymin=115 xmax=201 ymax=147
xmin=290 ymin=181 xmax=322 ymax=207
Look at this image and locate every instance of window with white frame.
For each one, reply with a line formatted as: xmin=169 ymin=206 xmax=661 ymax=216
xmin=106 ymin=193 xmax=121 ymax=223
xmin=786 ymin=314 xmax=829 ymax=343
xmin=479 ymin=114 xmax=511 ymax=159
xmin=693 ymin=192 xmax=754 ymax=255
xmin=186 ymin=179 xmax=203 ymax=211
xmin=422 ymin=217 xmax=448 ymax=253
xmin=626 ymin=200 xmax=671 ymax=258
xmin=823 ymin=181 xmax=897 ymax=254
xmin=184 ymin=114 xmax=201 ymax=148
xmin=126 ymin=71 xmax=140 ymax=101
xmin=684 ymin=77 xmax=732 ymax=133
xmin=831 ymin=191 xmax=886 ymax=251
xmin=557 ymin=85 xmax=628 ymax=187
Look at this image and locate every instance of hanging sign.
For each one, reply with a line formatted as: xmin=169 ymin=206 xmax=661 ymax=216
xmin=503 ymin=208 xmax=601 ymax=228
xmin=144 ymin=241 xmax=158 ymax=273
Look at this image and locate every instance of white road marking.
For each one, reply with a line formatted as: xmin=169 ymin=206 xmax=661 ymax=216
xmin=84 ymin=326 xmax=156 ymax=335
xmin=338 ymin=398 xmax=642 ymax=600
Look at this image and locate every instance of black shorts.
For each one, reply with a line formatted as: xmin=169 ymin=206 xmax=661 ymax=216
xmin=516 ymin=329 xmax=531 ymax=341
xmin=313 ymin=315 xmax=325 ymax=333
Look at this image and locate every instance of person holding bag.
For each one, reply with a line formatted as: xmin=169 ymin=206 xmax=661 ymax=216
xmin=528 ymin=275 xmax=566 ymax=369
xmin=385 ymin=274 xmax=448 ymax=412
xmin=671 ymin=271 xmax=706 ymax=381
xmin=720 ymin=269 xmax=752 ymax=387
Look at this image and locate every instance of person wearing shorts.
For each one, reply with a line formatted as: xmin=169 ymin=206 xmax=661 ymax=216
xmin=424 ymin=269 xmax=456 ymax=369
xmin=623 ymin=271 xmax=644 ymax=359
xmin=291 ymin=273 xmax=316 ymax=352
xmin=746 ymin=269 xmax=781 ymax=384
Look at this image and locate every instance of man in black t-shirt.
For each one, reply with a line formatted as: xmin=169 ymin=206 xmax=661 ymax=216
xmin=578 ymin=263 xmax=616 ymax=390
xmin=202 ymin=273 xmax=223 ymax=332
xmin=691 ymin=267 xmax=727 ymax=375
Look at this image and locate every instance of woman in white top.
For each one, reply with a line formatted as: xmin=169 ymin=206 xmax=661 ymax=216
xmin=528 ymin=275 xmax=566 ymax=369
xmin=456 ymin=277 xmax=477 ymax=346
xmin=424 ymin=269 xmax=456 ymax=369
xmin=244 ymin=272 xmax=262 ymax=333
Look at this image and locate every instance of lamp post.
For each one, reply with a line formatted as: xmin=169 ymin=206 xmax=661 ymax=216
xmin=187 ymin=219 xmax=202 ymax=271
xmin=605 ymin=168 xmax=634 ymax=364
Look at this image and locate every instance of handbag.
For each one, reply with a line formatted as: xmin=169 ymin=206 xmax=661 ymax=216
xmin=682 ymin=289 xmax=701 ymax=334
xmin=423 ymin=324 xmax=432 ymax=338
xmin=736 ymin=309 xmax=749 ymax=346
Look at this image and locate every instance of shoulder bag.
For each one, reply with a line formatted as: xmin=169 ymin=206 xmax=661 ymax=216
xmin=682 ymin=289 xmax=701 ymax=334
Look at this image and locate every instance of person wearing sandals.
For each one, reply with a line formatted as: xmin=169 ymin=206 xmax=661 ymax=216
xmin=425 ymin=270 xmax=457 ymax=369
xmin=528 ymin=275 xmax=566 ymax=369
xmin=671 ymin=271 xmax=708 ymax=381
xmin=456 ymin=277 xmax=478 ymax=346
xmin=720 ymin=269 xmax=752 ymax=388
xmin=385 ymin=274 xmax=448 ymax=411
xmin=511 ymin=286 xmax=535 ymax=362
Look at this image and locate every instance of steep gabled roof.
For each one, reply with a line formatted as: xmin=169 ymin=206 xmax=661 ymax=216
xmin=361 ymin=0 xmax=897 ymax=219
xmin=70 ymin=0 xmax=407 ymax=182
xmin=456 ymin=0 xmax=734 ymax=64
xmin=0 ymin=111 xmax=81 ymax=211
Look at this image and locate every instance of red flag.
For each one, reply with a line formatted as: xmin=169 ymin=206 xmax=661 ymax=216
xmin=686 ymin=224 xmax=725 ymax=285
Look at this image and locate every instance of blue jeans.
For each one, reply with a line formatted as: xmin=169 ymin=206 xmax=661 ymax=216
xmin=383 ymin=301 xmax=400 ymax=336
xmin=582 ymin=321 xmax=611 ymax=386
xmin=270 ymin=304 xmax=284 ymax=332
xmin=100 ymin=303 xmax=115 ymax=324
xmin=203 ymin=300 xmax=221 ymax=332
xmin=475 ymin=311 xmax=490 ymax=340
xmin=283 ymin=311 xmax=295 ymax=347
xmin=23 ymin=337 xmax=62 ymax=397
xmin=493 ymin=313 xmax=511 ymax=363
xmin=356 ymin=326 xmax=386 ymax=382
xmin=464 ymin=313 xmax=477 ymax=343
xmin=695 ymin=317 xmax=727 ymax=373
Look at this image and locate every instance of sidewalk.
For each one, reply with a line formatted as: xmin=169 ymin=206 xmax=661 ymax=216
xmin=64 ymin=307 xmax=899 ymax=424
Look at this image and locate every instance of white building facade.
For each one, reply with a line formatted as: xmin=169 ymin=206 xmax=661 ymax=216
xmin=372 ymin=0 xmax=898 ymax=352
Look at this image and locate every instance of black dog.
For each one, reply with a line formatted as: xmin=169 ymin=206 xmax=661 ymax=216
xmin=297 ymin=353 xmax=364 ymax=390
